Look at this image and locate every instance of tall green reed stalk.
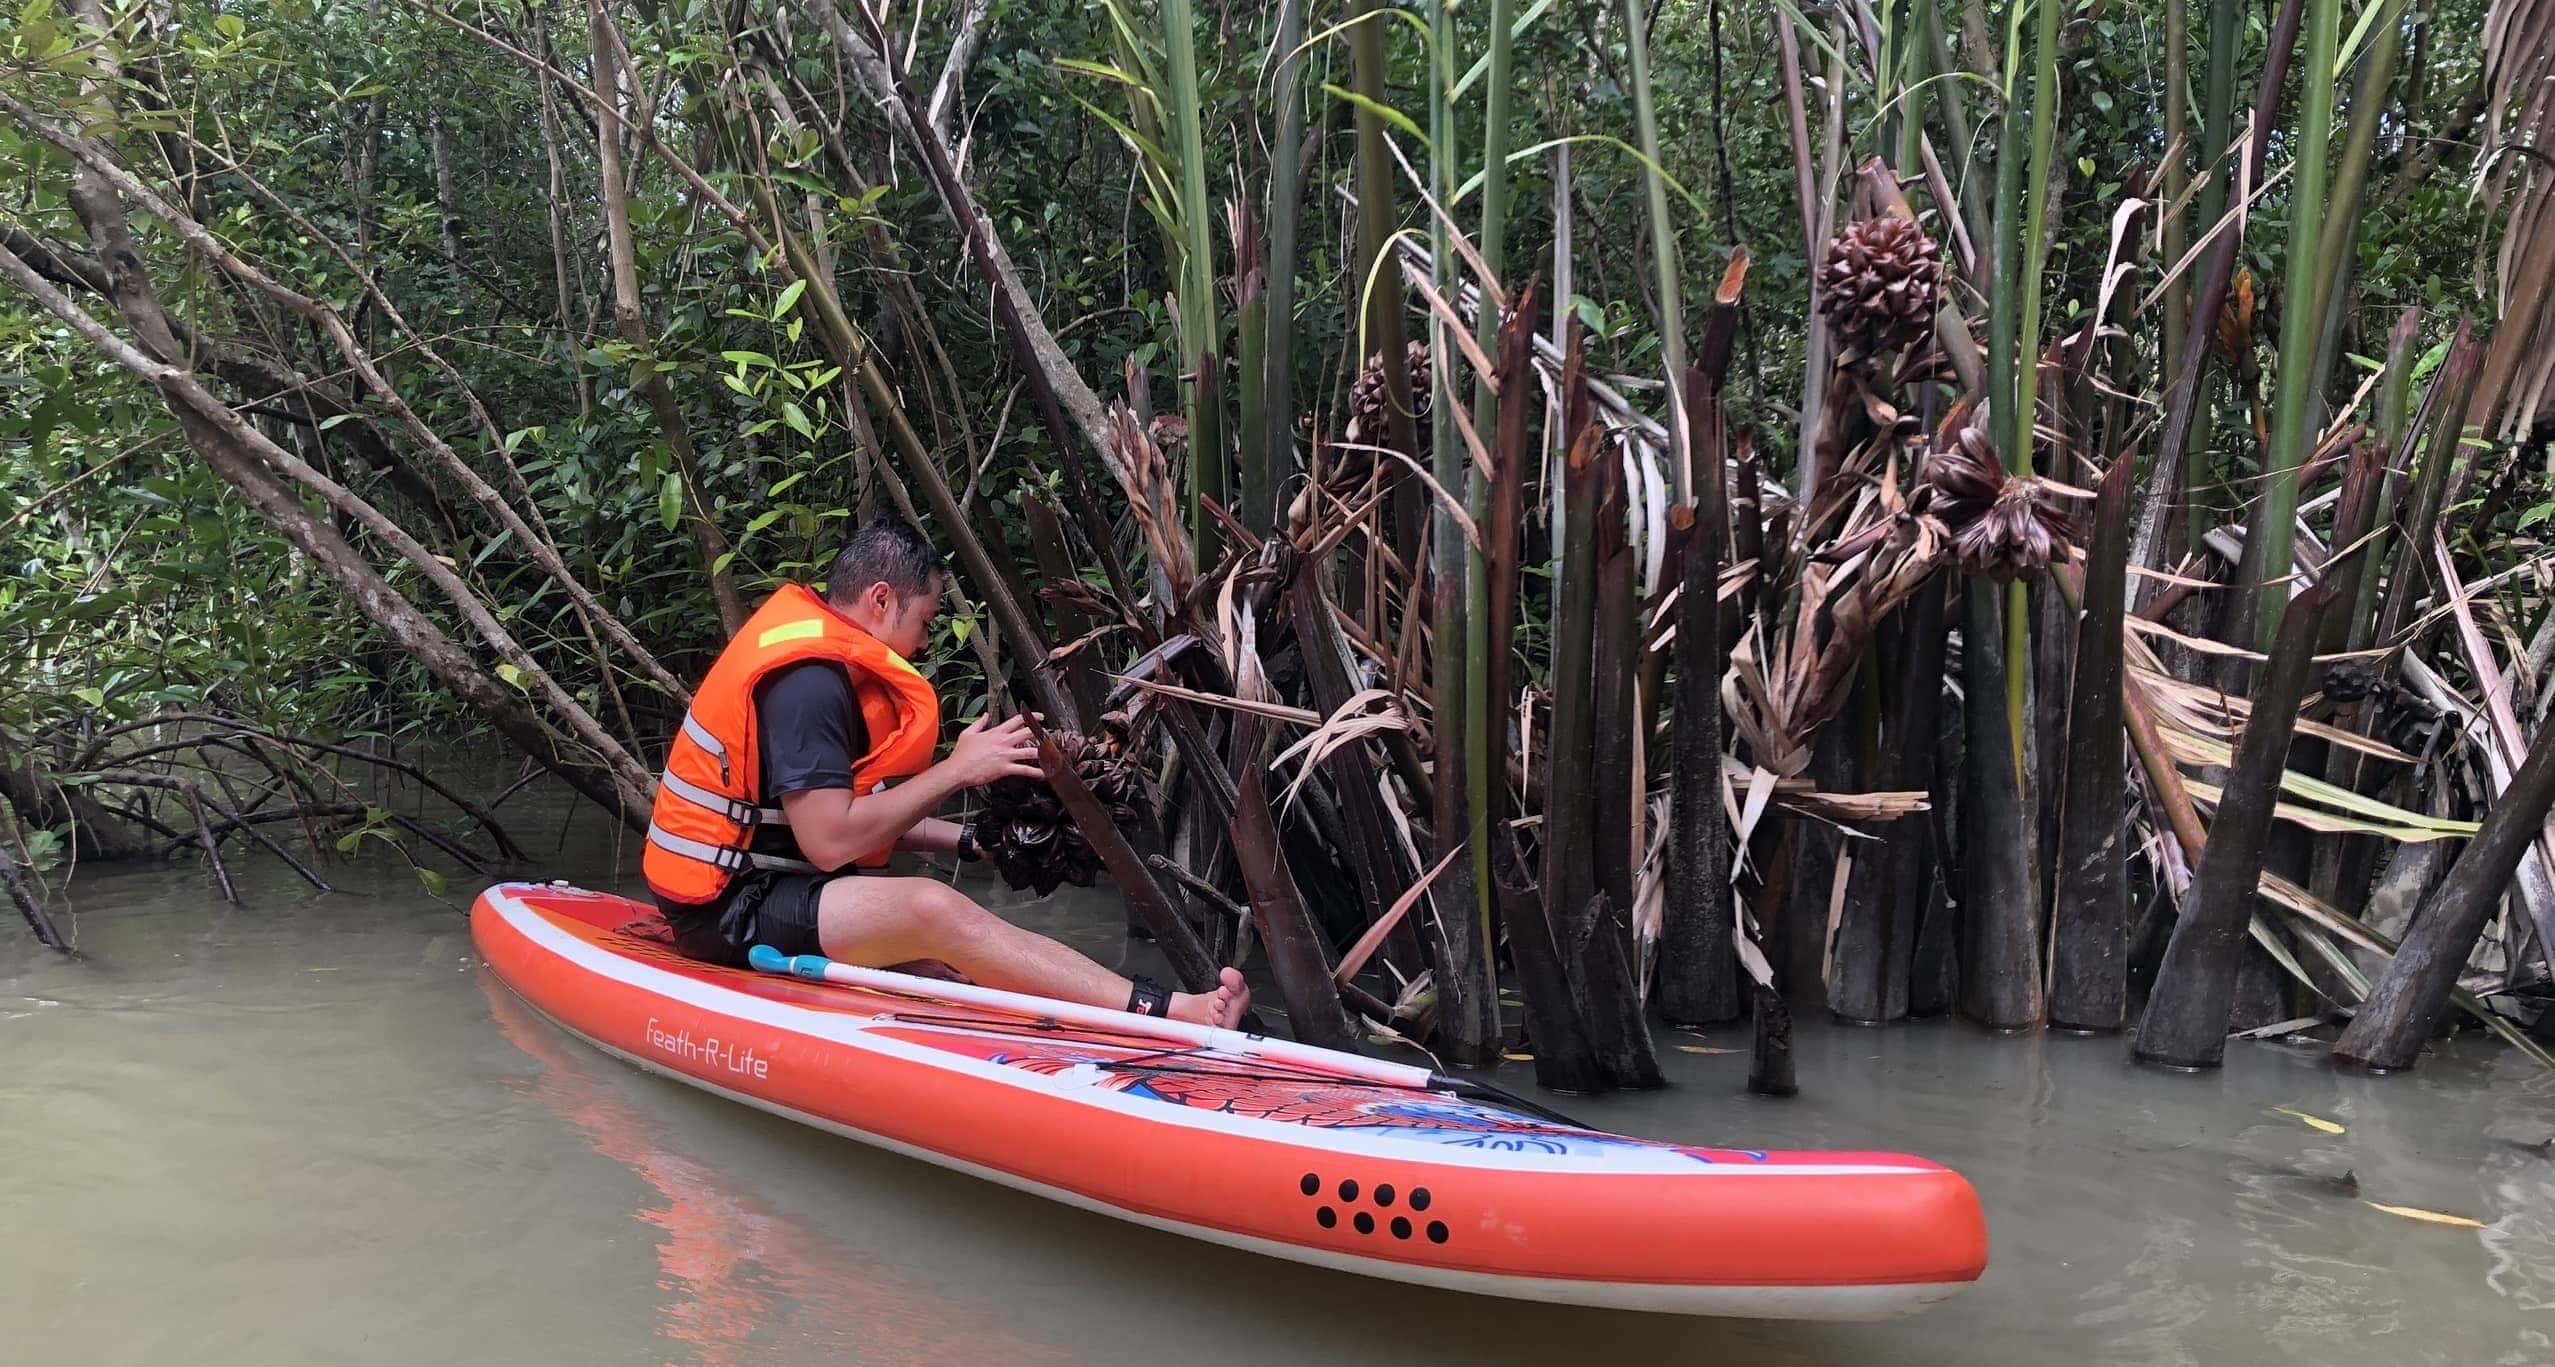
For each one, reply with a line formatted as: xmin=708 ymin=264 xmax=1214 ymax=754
xmin=2010 ymin=0 xmax=2060 ymax=753
xmin=1619 ymin=0 xmax=1688 ymax=498
xmin=2305 ymin=0 xmax=2412 ymax=409
xmin=1959 ymin=0 xmax=2045 ymax=1032
xmin=2236 ymin=0 xmax=2344 ymax=650
xmin=1346 ymin=0 xmax=1420 ymax=469
xmin=1157 ymin=0 xmax=1223 ymax=560
xmin=1997 ymin=0 xmax=2061 ymax=862
xmin=1460 ymin=0 xmax=1522 ymax=1054
xmin=2185 ymin=0 xmax=2243 ymax=546
xmin=1422 ymin=0 xmax=1495 ymax=1063
xmin=2195 ymin=0 xmax=2244 ymax=232
xmin=1256 ymin=0 xmax=1310 ymax=534
xmin=2161 ymin=0 xmax=2190 ymax=388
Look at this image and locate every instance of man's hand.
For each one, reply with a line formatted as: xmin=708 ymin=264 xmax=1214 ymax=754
xmin=780 ymin=715 xmax=1043 ymax=872
xmin=944 ymin=712 xmax=1044 ymax=788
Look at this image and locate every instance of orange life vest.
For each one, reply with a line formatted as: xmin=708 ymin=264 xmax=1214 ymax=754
xmin=644 ymin=583 xmax=942 ymax=904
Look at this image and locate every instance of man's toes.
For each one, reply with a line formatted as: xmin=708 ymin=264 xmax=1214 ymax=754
xmin=1212 ymin=968 xmax=1251 ymax=1027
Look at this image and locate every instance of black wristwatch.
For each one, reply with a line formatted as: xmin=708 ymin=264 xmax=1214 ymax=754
xmin=954 ymin=823 xmax=983 ymax=863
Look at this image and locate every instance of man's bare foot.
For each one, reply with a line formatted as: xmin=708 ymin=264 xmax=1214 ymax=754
xmin=1171 ymin=967 xmax=1251 ymax=1028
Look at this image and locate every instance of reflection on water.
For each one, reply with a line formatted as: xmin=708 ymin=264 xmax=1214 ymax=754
xmin=2070 ymin=1207 xmax=2206 ymax=1367
xmin=2481 ymin=1101 xmax=2555 ymax=1326
xmin=7 ymin=829 xmax=2555 ymax=1366
xmin=482 ymin=981 xmax=1068 ymax=1367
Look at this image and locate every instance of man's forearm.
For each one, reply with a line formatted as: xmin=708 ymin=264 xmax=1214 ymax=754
xmin=796 ymin=763 xmax=968 ymax=869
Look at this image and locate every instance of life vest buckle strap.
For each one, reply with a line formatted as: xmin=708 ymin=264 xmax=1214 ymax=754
xmin=645 ymin=821 xmax=819 ymax=877
xmin=656 ymin=768 xmax=788 ymax=828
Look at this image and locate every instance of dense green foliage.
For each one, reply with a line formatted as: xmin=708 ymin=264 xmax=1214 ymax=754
xmin=0 ymin=0 xmax=2505 ymax=747
xmin=10 ymin=0 xmax=2553 ymax=1081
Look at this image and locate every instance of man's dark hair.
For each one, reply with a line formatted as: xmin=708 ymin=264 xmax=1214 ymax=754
xmin=824 ymin=517 xmax=940 ymax=604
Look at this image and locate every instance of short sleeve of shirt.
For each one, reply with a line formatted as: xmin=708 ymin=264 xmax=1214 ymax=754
xmin=753 ymin=661 xmax=872 ymax=799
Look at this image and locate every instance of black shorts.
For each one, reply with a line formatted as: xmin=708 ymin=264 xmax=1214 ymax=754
xmin=662 ymin=871 xmax=842 ymax=967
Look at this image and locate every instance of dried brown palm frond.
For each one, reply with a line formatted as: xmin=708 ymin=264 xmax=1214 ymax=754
xmin=1723 ymin=624 xmax=1813 ymax=781
xmin=2475 ymin=0 xmax=2555 ymax=439
xmin=2120 ymin=620 xmax=2418 ymax=766
xmin=2118 ymin=610 xmax=2471 ymax=848
xmin=1799 ymin=507 xmax=1947 ymax=727
xmin=1042 ymin=575 xmax=1136 ymax=630
xmin=980 ymin=728 xmax=1146 ymax=896
xmin=1798 ymin=371 xmax=1927 ymax=539
xmin=1271 ymin=687 xmax=1407 ymax=813
xmin=1716 ymin=757 xmax=1930 ymax=825
xmin=1104 ymin=399 xmax=1197 ymax=601
xmin=1818 ymin=215 xmax=1942 ymax=369
xmin=1723 ymin=423 xmax=1950 ymax=779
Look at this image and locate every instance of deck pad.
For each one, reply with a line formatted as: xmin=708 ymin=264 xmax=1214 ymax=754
xmin=551 ymin=889 xmax=1784 ymax=1166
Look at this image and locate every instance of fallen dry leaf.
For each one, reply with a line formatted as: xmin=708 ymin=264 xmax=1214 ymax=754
xmin=2269 ymin=1106 xmax=2347 ymax=1135
xmin=2364 ymin=1201 xmax=2485 ymax=1229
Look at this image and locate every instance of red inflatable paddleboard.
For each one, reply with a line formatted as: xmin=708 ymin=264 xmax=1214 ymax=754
xmin=473 ymin=881 xmax=1987 ymax=1317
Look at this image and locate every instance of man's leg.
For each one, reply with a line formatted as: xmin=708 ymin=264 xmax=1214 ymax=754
xmin=813 ymin=876 xmax=1248 ymax=1028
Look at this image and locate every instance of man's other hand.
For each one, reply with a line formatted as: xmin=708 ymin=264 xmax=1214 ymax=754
xmin=946 ymin=712 xmax=1044 ymax=787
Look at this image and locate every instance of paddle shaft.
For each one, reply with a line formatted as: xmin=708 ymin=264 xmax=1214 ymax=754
xmin=749 ymin=946 xmax=1438 ymax=1091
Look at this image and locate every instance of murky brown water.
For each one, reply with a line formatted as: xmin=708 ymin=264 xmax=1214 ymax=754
xmin=9 ymin=815 xmax=2555 ymax=1365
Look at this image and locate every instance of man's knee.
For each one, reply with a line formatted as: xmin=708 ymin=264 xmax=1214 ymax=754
xmin=819 ymin=876 xmax=989 ymax=961
xmin=890 ymin=878 xmax=996 ymax=946
xmin=911 ymin=877 xmax=979 ymax=920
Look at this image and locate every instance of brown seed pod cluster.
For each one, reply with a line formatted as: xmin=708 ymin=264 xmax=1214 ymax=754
xmin=1920 ymin=414 xmax=2074 ymax=582
xmin=1347 ymin=340 xmax=1432 ymax=454
xmin=2320 ymin=657 xmax=2383 ymax=704
xmin=979 ymin=729 xmax=1144 ymax=896
xmin=1817 ymin=216 xmax=1943 ymax=368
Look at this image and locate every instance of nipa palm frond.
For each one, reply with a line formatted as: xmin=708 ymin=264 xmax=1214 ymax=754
xmin=1105 ymin=399 xmax=1198 ymax=601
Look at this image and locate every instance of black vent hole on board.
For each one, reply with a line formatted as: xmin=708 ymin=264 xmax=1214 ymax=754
xmin=1296 ymin=1173 xmax=1448 ymax=1243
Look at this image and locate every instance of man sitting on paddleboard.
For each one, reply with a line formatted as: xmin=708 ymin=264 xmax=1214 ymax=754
xmin=644 ymin=516 xmax=1250 ymax=1028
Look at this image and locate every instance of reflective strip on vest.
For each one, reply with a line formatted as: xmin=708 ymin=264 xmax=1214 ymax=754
xmin=644 ymin=822 xmax=819 ymax=876
xmin=656 ymin=767 xmax=788 ymax=827
xmin=757 ymin=618 xmax=826 ymax=648
xmin=679 ymin=712 xmax=729 ymax=783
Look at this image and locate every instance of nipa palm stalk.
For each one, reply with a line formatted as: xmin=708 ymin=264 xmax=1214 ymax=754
xmin=1817 ymin=217 xmax=1942 ymax=368
xmin=980 ymin=730 xmax=1145 ymax=895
